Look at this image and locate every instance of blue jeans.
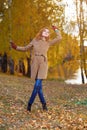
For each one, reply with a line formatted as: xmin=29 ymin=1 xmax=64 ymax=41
xmin=28 ymin=79 xmax=46 ymax=105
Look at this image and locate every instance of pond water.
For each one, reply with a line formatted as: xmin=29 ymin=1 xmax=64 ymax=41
xmin=65 ymin=67 xmax=87 ymax=84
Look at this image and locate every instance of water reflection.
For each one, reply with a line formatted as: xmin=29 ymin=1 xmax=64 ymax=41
xmin=65 ymin=67 xmax=87 ymax=84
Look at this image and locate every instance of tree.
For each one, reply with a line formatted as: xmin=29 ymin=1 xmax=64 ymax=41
xmin=0 ymin=0 xmax=64 ymax=60
xmin=75 ymin=0 xmax=87 ymax=83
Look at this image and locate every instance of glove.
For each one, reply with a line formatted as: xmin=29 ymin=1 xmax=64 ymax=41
xmin=10 ymin=41 xmax=17 ymax=49
xmin=52 ymin=25 xmax=59 ymax=32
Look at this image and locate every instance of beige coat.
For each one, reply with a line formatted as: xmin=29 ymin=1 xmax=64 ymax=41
xmin=17 ymin=32 xmax=62 ymax=79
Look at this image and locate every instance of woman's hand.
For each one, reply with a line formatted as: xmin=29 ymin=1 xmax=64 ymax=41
xmin=52 ymin=25 xmax=59 ymax=32
xmin=10 ymin=41 xmax=17 ymax=50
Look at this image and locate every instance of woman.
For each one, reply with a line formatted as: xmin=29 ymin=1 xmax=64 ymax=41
xmin=10 ymin=25 xmax=62 ymax=112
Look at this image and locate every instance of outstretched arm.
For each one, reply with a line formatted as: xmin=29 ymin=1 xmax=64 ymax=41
xmin=49 ymin=25 xmax=62 ymax=46
xmin=10 ymin=41 xmax=33 ymax=52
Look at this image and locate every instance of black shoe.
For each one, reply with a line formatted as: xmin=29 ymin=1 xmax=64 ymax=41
xmin=42 ymin=103 xmax=48 ymax=111
xmin=27 ymin=103 xmax=31 ymax=112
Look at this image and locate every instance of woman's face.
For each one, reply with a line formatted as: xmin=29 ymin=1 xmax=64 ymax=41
xmin=42 ymin=29 xmax=50 ymax=38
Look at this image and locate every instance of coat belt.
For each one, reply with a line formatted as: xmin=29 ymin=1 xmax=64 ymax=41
xmin=35 ymin=54 xmax=46 ymax=62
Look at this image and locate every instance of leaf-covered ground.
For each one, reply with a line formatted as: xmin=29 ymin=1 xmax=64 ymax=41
xmin=0 ymin=74 xmax=87 ymax=130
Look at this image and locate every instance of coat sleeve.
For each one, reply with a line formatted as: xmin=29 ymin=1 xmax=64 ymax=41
xmin=16 ymin=41 xmax=33 ymax=52
xmin=49 ymin=31 xmax=62 ymax=46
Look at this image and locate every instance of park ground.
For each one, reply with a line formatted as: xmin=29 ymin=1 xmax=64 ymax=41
xmin=0 ymin=74 xmax=87 ymax=130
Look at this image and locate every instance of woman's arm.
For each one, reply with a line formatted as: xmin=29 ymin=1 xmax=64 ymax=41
xmin=10 ymin=41 xmax=33 ymax=52
xmin=17 ymin=42 xmax=33 ymax=51
xmin=49 ymin=26 xmax=62 ymax=46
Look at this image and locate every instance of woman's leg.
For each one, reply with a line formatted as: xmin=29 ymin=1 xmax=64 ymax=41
xmin=38 ymin=80 xmax=46 ymax=104
xmin=27 ymin=79 xmax=42 ymax=111
xmin=38 ymin=80 xmax=47 ymax=110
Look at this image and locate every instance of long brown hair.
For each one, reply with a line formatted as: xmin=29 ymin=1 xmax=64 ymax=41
xmin=35 ymin=27 xmax=50 ymax=41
